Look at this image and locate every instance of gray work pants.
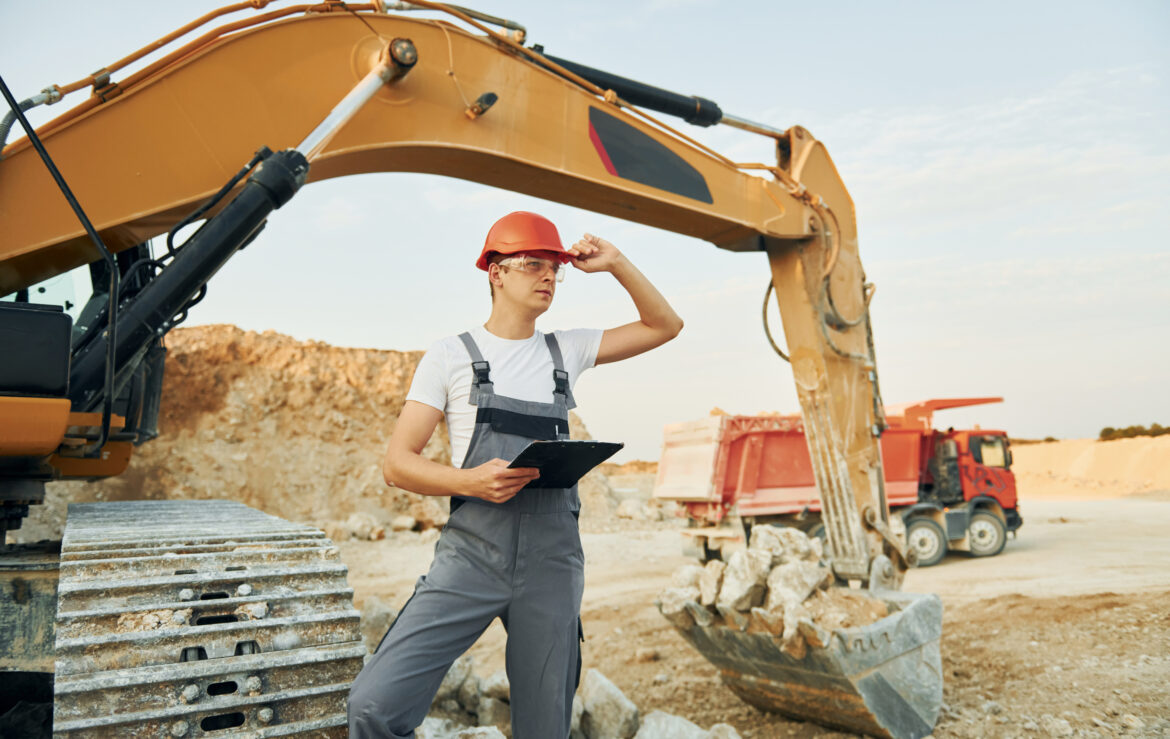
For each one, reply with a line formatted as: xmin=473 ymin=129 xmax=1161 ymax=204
xmin=347 ymin=501 xmax=584 ymax=738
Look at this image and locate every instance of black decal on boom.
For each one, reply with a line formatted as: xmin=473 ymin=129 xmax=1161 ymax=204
xmin=588 ymin=107 xmax=713 ymax=203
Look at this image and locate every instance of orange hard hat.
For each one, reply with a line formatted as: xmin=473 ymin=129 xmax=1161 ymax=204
xmin=476 ymin=211 xmax=570 ymax=271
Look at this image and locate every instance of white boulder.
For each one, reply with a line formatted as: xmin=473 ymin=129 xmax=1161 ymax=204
xmin=632 ymin=710 xmax=706 ymax=739
xmin=671 ymin=564 xmax=705 ymax=589
xmin=698 ymin=560 xmax=725 ymax=606
xmin=481 ymin=669 xmax=510 ymax=702
xmin=433 ymin=654 xmax=474 ymax=703
xmin=715 ymin=549 xmax=771 ymax=612
xmin=763 ymin=561 xmax=833 ymax=613
xmin=748 ymin=525 xmax=818 ymax=565
xmin=581 ymin=669 xmax=639 ymax=739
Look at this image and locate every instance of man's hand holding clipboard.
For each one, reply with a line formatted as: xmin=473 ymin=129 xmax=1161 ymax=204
xmin=507 ymin=440 xmax=624 ymax=490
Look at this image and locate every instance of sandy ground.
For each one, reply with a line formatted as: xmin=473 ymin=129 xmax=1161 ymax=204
xmin=341 ymin=497 xmax=1170 ymax=738
xmin=9 ymin=326 xmax=1166 ymax=737
xmin=1009 ymin=437 xmax=1170 ymax=500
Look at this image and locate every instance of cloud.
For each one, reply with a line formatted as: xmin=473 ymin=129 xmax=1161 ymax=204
xmin=822 ymin=66 xmax=1169 ymax=240
xmin=718 ymin=66 xmax=1169 ymax=251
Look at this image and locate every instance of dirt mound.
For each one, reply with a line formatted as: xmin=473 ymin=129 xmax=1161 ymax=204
xmin=1012 ymin=436 xmax=1170 ymax=500
xmin=17 ymin=325 xmax=618 ymax=542
xmin=599 ymin=460 xmax=659 ymax=476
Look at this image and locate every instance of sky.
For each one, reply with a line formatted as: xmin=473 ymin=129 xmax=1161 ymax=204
xmin=2 ymin=1 xmax=1168 ymax=461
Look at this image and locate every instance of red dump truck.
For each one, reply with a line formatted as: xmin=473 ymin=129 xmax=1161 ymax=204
xmin=653 ymin=397 xmax=1022 ymax=566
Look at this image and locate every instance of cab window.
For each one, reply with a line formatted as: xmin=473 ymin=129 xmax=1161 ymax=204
xmin=972 ymin=436 xmax=1007 ymax=467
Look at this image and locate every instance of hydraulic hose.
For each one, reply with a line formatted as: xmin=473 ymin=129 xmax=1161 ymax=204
xmin=68 ymin=149 xmax=308 ymax=410
xmin=0 ymin=87 xmax=61 ymax=157
xmin=542 ymin=54 xmax=722 ymax=127
xmin=762 ymin=280 xmax=790 ymax=363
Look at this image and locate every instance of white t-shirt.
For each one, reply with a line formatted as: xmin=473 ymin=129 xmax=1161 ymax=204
xmin=406 ymin=326 xmax=604 ymax=468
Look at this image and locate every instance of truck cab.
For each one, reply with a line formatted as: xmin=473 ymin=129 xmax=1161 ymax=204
xmin=903 ymin=427 xmax=1022 ymax=566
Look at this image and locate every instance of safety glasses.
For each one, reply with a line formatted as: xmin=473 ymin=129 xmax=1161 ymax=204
xmin=498 ymin=255 xmax=566 ymax=282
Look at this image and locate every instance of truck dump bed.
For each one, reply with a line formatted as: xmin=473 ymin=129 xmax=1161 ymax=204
xmin=655 ymin=398 xmax=1008 ymax=521
xmin=653 ymin=415 xmax=924 ymax=518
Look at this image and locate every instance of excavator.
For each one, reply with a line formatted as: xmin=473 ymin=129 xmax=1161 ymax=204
xmin=0 ymin=3 xmax=940 ymax=737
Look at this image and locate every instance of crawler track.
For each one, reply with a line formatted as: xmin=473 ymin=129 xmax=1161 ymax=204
xmin=53 ymin=500 xmax=364 ymax=737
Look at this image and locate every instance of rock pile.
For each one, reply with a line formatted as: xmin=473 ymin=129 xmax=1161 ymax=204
xmin=420 ymin=655 xmax=513 ymax=736
xmin=416 ymin=662 xmax=740 ymax=739
xmin=615 ymin=498 xmax=670 ymax=521
xmin=658 ymin=525 xmax=890 ymax=658
xmin=578 ymin=668 xmax=740 ymax=739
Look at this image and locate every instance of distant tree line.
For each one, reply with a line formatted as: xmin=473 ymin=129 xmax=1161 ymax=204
xmin=1098 ymin=424 xmax=1169 ymax=441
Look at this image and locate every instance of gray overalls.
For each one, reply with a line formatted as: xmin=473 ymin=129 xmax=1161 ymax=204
xmin=348 ymin=332 xmax=585 ymax=739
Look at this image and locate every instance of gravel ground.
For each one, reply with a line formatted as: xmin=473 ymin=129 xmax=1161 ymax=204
xmin=341 ymin=497 xmax=1170 ymax=738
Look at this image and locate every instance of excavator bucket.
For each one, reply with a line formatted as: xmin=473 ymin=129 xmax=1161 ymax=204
xmin=661 ymin=589 xmax=942 ymax=739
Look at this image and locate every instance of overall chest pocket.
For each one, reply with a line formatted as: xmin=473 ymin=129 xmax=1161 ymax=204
xmin=476 ymin=406 xmax=563 ymax=440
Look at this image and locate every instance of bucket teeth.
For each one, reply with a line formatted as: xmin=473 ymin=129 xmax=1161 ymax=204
xmin=715 ymin=605 xmax=749 ymax=631
xmin=747 ymin=607 xmax=783 ymax=634
xmin=797 ymin=618 xmax=831 ymax=648
xmin=684 ymin=600 xmax=714 ymax=627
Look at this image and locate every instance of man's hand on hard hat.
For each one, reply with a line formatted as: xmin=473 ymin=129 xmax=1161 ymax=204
xmin=567 ymin=233 xmax=625 ymax=274
xmin=462 ymin=458 xmax=540 ymax=503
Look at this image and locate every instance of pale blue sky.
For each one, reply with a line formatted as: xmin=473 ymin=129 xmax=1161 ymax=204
xmin=3 ymin=2 xmax=1168 ymax=460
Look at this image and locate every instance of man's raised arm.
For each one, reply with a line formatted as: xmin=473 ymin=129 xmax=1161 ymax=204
xmin=567 ymin=233 xmax=684 ymax=365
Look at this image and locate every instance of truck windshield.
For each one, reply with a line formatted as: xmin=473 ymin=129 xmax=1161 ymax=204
xmin=974 ymin=436 xmax=1008 ymax=467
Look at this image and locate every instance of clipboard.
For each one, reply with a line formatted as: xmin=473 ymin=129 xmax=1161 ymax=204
xmin=507 ymin=440 xmax=624 ymax=490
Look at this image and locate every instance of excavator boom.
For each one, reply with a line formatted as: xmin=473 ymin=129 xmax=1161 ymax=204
xmin=1 ymin=11 xmax=803 ymax=293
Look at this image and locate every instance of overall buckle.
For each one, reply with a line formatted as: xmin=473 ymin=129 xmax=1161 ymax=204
xmin=553 ymin=369 xmax=569 ymax=397
xmin=472 ymin=360 xmax=492 ymax=386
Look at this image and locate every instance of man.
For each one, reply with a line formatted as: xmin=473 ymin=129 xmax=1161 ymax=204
xmin=348 ymin=211 xmax=682 ymax=738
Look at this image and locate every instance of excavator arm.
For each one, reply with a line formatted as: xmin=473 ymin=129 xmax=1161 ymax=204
xmin=1 ymin=3 xmax=901 ymax=584
xmin=1 ymin=5 xmax=934 ymax=737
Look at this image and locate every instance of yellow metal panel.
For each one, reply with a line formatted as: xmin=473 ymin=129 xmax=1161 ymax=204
xmin=0 ymin=13 xmax=804 ymax=294
xmin=49 ymin=441 xmax=133 ymax=480
xmin=0 ymin=397 xmax=71 ymax=456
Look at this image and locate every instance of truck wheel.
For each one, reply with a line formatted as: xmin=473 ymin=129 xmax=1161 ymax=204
xmin=906 ymin=518 xmax=947 ymax=567
xmin=967 ymin=512 xmax=1007 ymax=557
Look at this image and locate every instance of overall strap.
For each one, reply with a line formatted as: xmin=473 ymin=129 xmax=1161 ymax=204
xmin=458 ymin=332 xmax=493 ymax=406
xmin=543 ymin=333 xmax=577 ymax=410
